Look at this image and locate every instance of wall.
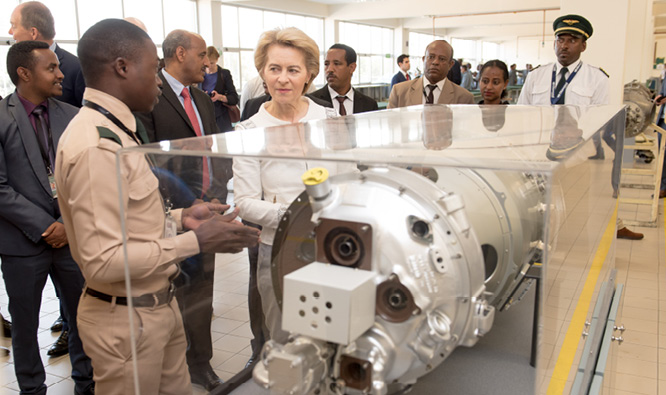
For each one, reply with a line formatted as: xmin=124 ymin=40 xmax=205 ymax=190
xmin=500 ymin=37 xmax=556 ymax=69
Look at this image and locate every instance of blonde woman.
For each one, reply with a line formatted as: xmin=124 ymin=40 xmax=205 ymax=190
xmin=233 ymin=27 xmax=354 ymax=344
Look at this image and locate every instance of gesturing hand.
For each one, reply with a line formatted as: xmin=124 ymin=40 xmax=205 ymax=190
xmin=193 ymin=213 xmax=260 ymax=254
xmin=182 ymin=202 xmax=229 ymax=230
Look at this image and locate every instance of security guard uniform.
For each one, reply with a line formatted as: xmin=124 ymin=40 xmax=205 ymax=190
xmin=55 ymin=88 xmax=200 ymax=395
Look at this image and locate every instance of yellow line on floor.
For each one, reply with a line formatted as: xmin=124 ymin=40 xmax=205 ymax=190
xmin=547 ymin=204 xmax=617 ymax=395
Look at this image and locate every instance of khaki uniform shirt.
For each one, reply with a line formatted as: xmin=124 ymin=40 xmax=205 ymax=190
xmin=55 ymin=88 xmax=200 ymax=297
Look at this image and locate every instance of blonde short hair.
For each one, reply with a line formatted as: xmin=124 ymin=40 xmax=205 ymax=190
xmin=207 ymin=46 xmax=219 ymax=61
xmin=254 ymin=27 xmax=320 ymax=93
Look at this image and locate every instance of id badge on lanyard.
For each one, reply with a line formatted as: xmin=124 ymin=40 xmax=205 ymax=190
xmin=47 ymin=170 xmax=57 ymax=199
xmin=163 ymin=199 xmax=177 ymax=238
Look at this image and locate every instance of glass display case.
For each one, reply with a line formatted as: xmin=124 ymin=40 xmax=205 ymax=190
xmin=116 ymin=104 xmax=626 ymax=394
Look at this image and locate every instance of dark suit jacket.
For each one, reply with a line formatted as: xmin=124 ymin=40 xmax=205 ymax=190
xmin=447 ymin=59 xmax=462 ymax=86
xmin=138 ymin=71 xmax=228 ymax=201
xmin=390 ymin=71 xmax=408 ymax=89
xmin=240 ymin=94 xmax=333 ymax=121
xmin=0 ymin=94 xmax=78 ymax=256
xmin=309 ymin=85 xmax=378 ymax=114
xmin=387 ymin=77 xmax=474 ymax=108
xmin=54 ymin=44 xmax=85 ymax=108
xmin=209 ymin=67 xmax=238 ymax=133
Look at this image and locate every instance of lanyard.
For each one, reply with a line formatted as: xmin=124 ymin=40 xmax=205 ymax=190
xmin=83 ymin=100 xmax=143 ymax=145
xmin=550 ymin=62 xmax=583 ymax=105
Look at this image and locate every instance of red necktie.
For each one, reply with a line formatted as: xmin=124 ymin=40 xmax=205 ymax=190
xmin=406 ymin=74 xmax=410 ymax=81
xmin=181 ymin=87 xmax=210 ymax=196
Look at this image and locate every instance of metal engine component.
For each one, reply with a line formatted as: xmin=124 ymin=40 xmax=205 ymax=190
xmin=623 ymin=80 xmax=656 ymax=138
xmin=258 ymin=166 xmax=499 ymax=394
xmin=431 ymin=168 xmax=547 ymax=310
xmin=253 ymin=337 xmax=334 ymax=395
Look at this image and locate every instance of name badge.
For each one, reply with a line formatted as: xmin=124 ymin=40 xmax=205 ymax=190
xmin=164 ymin=213 xmax=177 ymax=238
xmin=48 ymin=173 xmax=57 ymax=199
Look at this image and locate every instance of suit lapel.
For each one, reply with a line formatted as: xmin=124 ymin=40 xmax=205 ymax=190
xmin=47 ymin=99 xmax=68 ymax=145
xmin=409 ymin=78 xmax=423 ymax=105
xmin=159 ymin=71 xmax=196 ymax=136
xmin=322 ymin=85 xmax=333 ymax=103
xmin=352 ymin=88 xmax=359 ymax=113
xmin=8 ymin=94 xmax=51 ymax=194
xmin=191 ymin=88 xmax=212 ymax=134
xmin=437 ymin=79 xmax=454 ymax=104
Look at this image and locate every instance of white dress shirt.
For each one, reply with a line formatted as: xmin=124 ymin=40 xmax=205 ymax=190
xmin=517 ymin=59 xmax=609 ymax=106
xmin=421 ymin=76 xmax=447 ymax=104
xmin=328 ymin=85 xmax=354 ymax=115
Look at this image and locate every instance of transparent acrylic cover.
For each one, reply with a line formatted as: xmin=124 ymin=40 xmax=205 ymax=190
xmin=115 ymin=104 xmax=625 ymax=394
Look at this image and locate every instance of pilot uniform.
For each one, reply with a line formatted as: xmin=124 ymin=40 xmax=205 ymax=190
xmin=518 ymin=14 xmax=642 ymax=240
xmin=517 ymin=14 xmax=611 ymax=159
xmin=55 ymin=88 xmax=200 ymax=394
xmin=517 ymin=59 xmax=608 ymax=106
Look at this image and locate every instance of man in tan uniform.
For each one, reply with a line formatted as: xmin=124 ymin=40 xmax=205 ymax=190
xmin=55 ymin=19 xmax=260 ymax=394
xmin=387 ymin=40 xmax=474 ymax=108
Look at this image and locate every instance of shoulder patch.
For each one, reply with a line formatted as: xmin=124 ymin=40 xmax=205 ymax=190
xmin=96 ymin=126 xmax=122 ymax=146
xmin=598 ymin=67 xmax=609 ymax=78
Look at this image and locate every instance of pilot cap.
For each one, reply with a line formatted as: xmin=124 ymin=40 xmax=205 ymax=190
xmin=553 ymin=14 xmax=593 ymax=40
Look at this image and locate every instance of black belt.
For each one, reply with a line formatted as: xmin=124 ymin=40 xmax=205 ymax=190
xmin=85 ymin=283 xmax=176 ymax=308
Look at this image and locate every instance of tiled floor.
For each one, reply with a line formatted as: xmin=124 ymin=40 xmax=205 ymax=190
xmin=0 ymin=252 xmax=253 ymax=395
xmin=0 ymin=154 xmax=664 ymax=394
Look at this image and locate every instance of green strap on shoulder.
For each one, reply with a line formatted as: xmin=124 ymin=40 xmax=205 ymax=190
xmin=134 ymin=116 xmax=150 ymax=144
xmin=96 ymin=126 xmax=122 ymax=146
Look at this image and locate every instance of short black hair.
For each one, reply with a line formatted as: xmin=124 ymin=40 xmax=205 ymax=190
xmin=480 ymin=59 xmax=510 ymax=97
xmin=19 ymin=2 xmax=55 ymax=41
xmin=163 ymin=30 xmax=192 ymax=62
xmin=329 ymin=43 xmax=356 ymax=65
xmin=397 ymin=54 xmax=409 ymax=65
xmin=7 ymin=40 xmax=50 ymax=86
xmin=78 ymin=19 xmax=151 ymax=86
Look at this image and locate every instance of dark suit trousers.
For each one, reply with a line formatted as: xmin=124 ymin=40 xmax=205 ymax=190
xmin=174 ymin=252 xmax=215 ymax=368
xmin=1 ymin=248 xmax=93 ymax=395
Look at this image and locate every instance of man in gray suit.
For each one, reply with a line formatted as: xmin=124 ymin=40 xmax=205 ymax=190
xmin=0 ymin=41 xmax=93 ymax=395
xmin=388 ymin=40 xmax=474 ymax=108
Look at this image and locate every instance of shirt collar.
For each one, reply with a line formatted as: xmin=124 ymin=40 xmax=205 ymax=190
xmin=82 ymin=88 xmax=138 ymax=133
xmin=162 ymin=69 xmax=187 ymax=98
xmin=16 ymin=92 xmax=48 ymax=116
xmin=49 ymin=42 xmax=57 ymax=52
xmin=422 ymin=76 xmax=446 ymax=91
xmin=556 ymin=58 xmax=582 ymax=73
xmin=328 ymin=85 xmax=354 ymax=102
xmin=400 ymin=70 xmax=409 ymax=78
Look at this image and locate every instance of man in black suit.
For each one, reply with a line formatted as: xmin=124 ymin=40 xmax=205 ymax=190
xmin=0 ymin=40 xmax=93 ymax=395
xmin=390 ymin=54 xmax=411 ymax=90
xmin=310 ymin=43 xmax=378 ymax=115
xmin=9 ymin=2 xmax=85 ymax=108
xmin=137 ymin=29 xmax=224 ymax=392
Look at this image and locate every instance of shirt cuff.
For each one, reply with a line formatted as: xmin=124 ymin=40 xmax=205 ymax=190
xmin=172 ymin=208 xmax=184 ymax=231
xmin=173 ymin=230 xmax=200 ymax=259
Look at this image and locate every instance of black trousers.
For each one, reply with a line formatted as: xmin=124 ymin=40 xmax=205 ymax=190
xmin=174 ymin=252 xmax=215 ymax=369
xmin=1 ymin=247 xmax=93 ymax=395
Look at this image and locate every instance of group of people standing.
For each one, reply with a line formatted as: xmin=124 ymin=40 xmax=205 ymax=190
xmin=0 ymin=4 xmax=647 ymax=395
